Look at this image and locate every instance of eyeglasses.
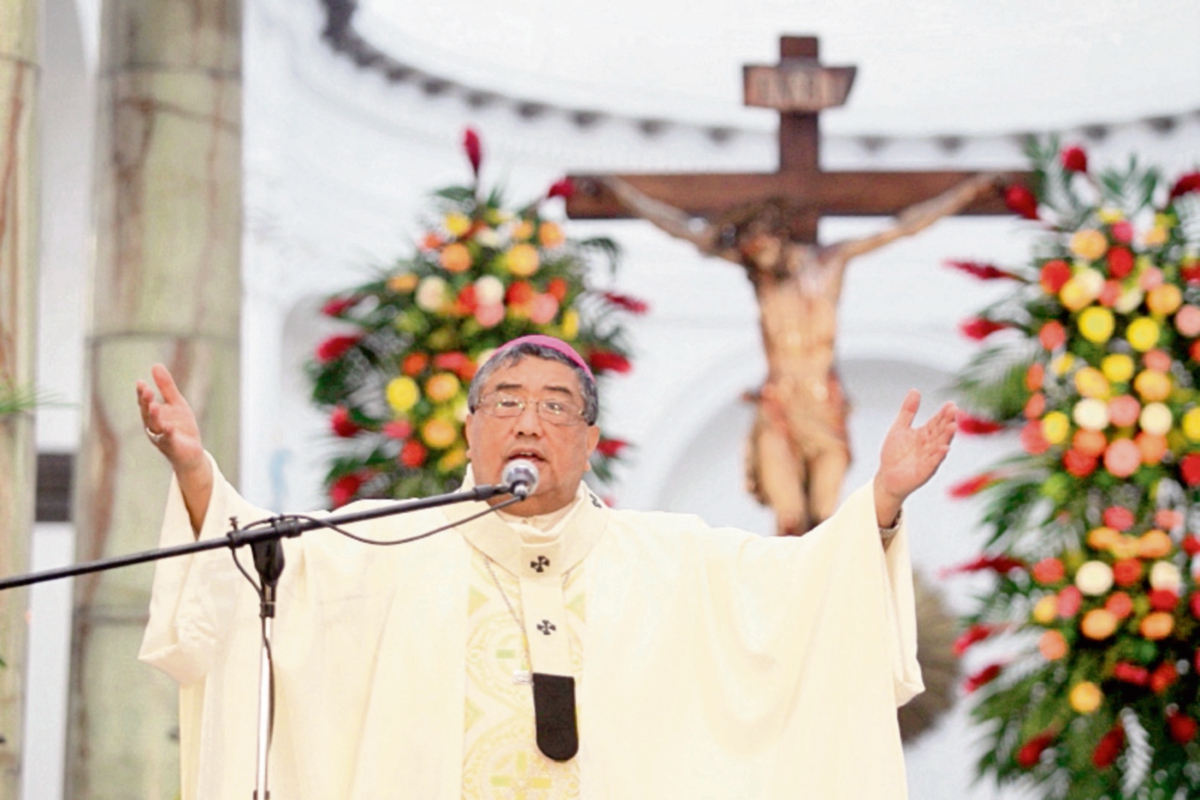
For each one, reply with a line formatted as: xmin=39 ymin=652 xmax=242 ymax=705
xmin=475 ymin=392 xmax=587 ymax=426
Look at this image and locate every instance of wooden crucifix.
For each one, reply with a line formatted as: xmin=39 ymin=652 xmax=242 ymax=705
xmin=567 ymin=35 xmax=1026 ymax=536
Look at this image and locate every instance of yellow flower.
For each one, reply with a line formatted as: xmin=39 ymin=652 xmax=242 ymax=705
xmin=421 ymin=418 xmax=459 ymax=449
xmin=1143 ymin=226 xmax=1168 ymax=246
xmin=1070 ymin=229 xmax=1108 ymax=261
xmin=1098 ymin=207 xmax=1124 ymax=224
xmin=1086 ymin=526 xmax=1119 ymax=551
xmin=387 ymin=272 xmax=419 ymax=293
xmin=1032 ymin=595 xmax=1058 ymax=624
xmin=1081 ymin=608 xmax=1117 ymax=640
xmin=1069 ymin=681 xmax=1103 ymax=714
xmin=1133 ymin=369 xmax=1171 ymax=402
xmin=1051 ymin=353 xmax=1076 ymax=376
xmin=1042 ymin=411 xmax=1071 ymax=445
xmin=504 ymin=244 xmax=540 ymax=277
xmin=1101 ymin=354 xmax=1134 ymax=384
xmin=1059 ymin=277 xmax=1094 ymax=311
xmin=1074 ymin=367 xmax=1110 ymax=399
xmin=1110 ymin=535 xmax=1140 ymax=559
xmin=1077 ymin=307 xmax=1114 ymax=344
xmin=444 ymin=213 xmax=472 ymax=238
xmin=1182 ymin=408 xmax=1200 ymax=441
xmin=437 ymin=446 xmax=467 ymax=473
xmin=561 ymin=309 xmax=580 ymax=340
xmin=386 ymin=377 xmax=420 ymax=414
xmin=1125 ymin=317 xmax=1161 ymax=352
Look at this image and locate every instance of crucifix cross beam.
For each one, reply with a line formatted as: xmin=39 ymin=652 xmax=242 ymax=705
xmin=566 ymin=35 xmax=1023 ymax=242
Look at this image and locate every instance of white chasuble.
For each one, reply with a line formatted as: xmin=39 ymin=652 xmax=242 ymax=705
xmin=140 ymin=456 xmax=921 ymax=800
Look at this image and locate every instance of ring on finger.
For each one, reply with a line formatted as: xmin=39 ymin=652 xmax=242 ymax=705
xmin=145 ymin=427 xmax=165 ymax=444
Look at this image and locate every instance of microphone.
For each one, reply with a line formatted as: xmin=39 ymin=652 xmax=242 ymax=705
xmin=502 ymin=459 xmax=540 ymax=500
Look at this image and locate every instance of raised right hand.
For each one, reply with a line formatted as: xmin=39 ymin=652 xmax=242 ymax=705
xmin=137 ymin=364 xmax=212 ymax=532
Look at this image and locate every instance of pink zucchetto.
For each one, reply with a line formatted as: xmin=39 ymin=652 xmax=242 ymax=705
xmin=490 ymin=335 xmax=594 ymax=382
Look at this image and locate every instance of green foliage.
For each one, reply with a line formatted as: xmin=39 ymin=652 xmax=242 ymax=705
xmin=948 ymin=142 xmax=1200 ymax=798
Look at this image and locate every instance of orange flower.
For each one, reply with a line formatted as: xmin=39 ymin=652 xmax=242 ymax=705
xmin=1039 ymin=630 xmax=1068 ymax=660
xmin=1081 ymin=609 xmax=1117 ymax=640
xmin=1106 ymin=592 xmax=1134 ymax=619
xmin=439 ymin=242 xmax=472 ymax=273
xmin=1073 ymin=429 xmax=1108 ymax=457
xmin=1140 ymin=611 xmax=1174 ymax=640
xmin=538 ymin=221 xmax=565 ymax=249
xmin=425 ymin=372 xmax=461 ymax=403
xmin=1137 ymin=529 xmax=1173 ymax=559
xmin=1136 ymin=432 xmax=1168 ymax=465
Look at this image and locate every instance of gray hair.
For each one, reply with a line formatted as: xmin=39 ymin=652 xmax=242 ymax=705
xmin=468 ymin=343 xmax=599 ymax=424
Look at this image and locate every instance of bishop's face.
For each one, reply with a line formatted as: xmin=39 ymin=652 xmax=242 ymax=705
xmin=465 ymin=357 xmax=601 ymax=516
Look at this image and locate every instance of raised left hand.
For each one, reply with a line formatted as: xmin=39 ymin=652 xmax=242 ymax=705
xmin=873 ymin=389 xmax=958 ymax=527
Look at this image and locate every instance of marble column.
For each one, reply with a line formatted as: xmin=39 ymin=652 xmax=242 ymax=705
xmin=67 ymin=1 xmax=242 ymax=797
xmin=0 ymin=0 xmax=39 ymax=795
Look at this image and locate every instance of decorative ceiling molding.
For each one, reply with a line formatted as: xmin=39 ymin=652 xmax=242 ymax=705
xmin=317 ymin=0 xmax=1199 ymax=157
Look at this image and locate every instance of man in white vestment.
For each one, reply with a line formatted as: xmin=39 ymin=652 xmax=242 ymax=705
xmin=137 ymin=334 xmax=958 ymax=800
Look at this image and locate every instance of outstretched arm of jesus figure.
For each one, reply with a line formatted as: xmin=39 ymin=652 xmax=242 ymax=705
xmin=829 ymin=171 xmax=1006 ymax=262
xmin=872 ymin=390 xmax=957 ymax=528
xmin=601 ymin=176 xmax=736 ymax=259
xmin=136 ymin=364 xmax=212 ymax=534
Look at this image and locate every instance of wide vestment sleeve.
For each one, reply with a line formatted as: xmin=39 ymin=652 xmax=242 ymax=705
xmin=138 ymin=456 xmax=473 ymax=800
xmin=578 ymin=482 xmax=921 ymax=800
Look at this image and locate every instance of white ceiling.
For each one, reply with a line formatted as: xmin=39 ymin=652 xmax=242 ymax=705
xmin=357 ymin=0 xmax=1200 ymax=137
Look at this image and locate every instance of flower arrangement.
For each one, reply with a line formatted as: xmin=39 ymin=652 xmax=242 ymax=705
xmin=308 ymin=130 xmax=643 ymax=506
xmin=946 ymin=139 xmax=1200 ymax=799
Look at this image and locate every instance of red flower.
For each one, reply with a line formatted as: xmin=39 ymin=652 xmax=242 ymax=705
xmin=939 ymin=553 xmax=1025 ymax=578
xmin=1151 ymin=662 xmax=1179 ymax=694
xmin=433 ymin=351 xmax=475 ymax=380
xmin=957 ymin=414 xmax=1004 ymax=435
xmin=1060 ymin=146 xmax=1088 ymax=173
xmin=1107 ymin=247 xmax=1134 ymax=279
xmin=1111 ymin=220 xmax=1134 ymax=244
xmin=1104 ymin=506 xmax=1135 ymax=531
xmin=1181 ymin=453 xmax=1200 ymax=487
xmin=1039 ymin=259 xmax=1072 ymax=293
xmin=1184 ymin=263 xmax=1200 ymax=285
xmin=945 ymin=260 xmax=1018 ymax=281
xmin=455 ymin=284 xmax=479 ymax=313
xmin=1113 ymin=662 xmax=1148 ymax=685
xmin=506 ymin=280 xmax=534 ymax=306
xmin=596 ymin=438 xmax=628 ymax=458
xmin=960 ymin=317 xmax=1008 ymax=341
xmin=402 ymin=352 xmax=429 ymax=377
xmin=1092 ymin=725 xmax=1125 ymax=768
xmin=1057 ymin=586 xmax=1082 ymax=618
xmin=321 ymin=296 xmax=358 ymax=317
xmin=547 ymin=178 xmax=575 ymax=200
xmin=949 ymin=473 xmax=996 ymax=498
xmin=330 ymin=406 xmax=360 ymax=438
xmin=953 ymin=623 xmax=998 ymax=656
xmin=1032 ymin=557 xmax=1065 ymax=585
xmin=1150 ymin=589 xmax=1179 ymax=612
xmin=962 ymin=663 xmax=1003 ymax=693
xmin=1168 ymin=712 xmax=1198 ymax=744
xmin=1169 ymin=172 xmax=1200 ymax=201
xmin=602 ymin=291 xmax=650 ymax=314
xmin=1063 ymin=448 xmax=1098 ymax=478
xmin=1112 ymin=558 xmax=1143 ymax=587
xmin=316 ymin=334 xmax=360 ymax=363
xmin=329 ymin=472 xmax=365 ymax=508
xmin=463 ymin=128 xmax=482 ymax=177
xmin=1038 ymin=320 xmax=1066 ymax=350
xmin=400 ymin=440 xmax=427 ymax=468
xmin=1190 ymin=591 xmax=1200 ymax=619
xmin=1184 ymin=536 xmax=1200 ymax=556
xmin=589 ymin=351 xmax=632 ymax=374
xmin=1106 ymin=591 xmax=1134 ymax=619
xmin=1016 ymin=732 xmax=1055 ymax=768
xmin=1005 ymin=184 xmax=1040 ymax=220
xmin=546 ymin=277 xmax=569 ymax=302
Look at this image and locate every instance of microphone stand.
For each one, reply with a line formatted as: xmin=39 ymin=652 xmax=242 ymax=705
xmin=0 ymin=481 xmax=519 ymax=798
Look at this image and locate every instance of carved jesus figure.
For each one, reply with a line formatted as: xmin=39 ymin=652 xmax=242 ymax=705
xmin=605 ymin=172 xmax=1002 ymax=535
